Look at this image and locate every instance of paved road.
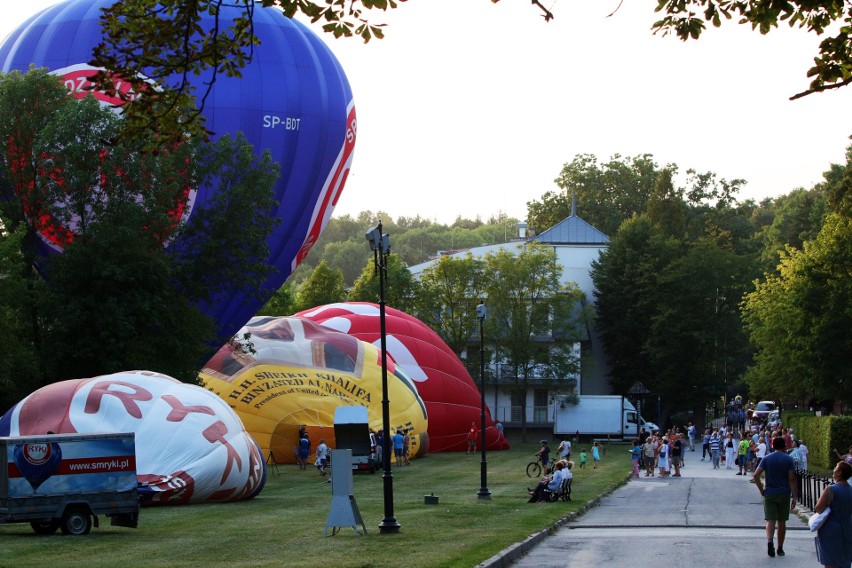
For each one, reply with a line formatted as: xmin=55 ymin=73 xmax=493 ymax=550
xmin=505 ymin=452 xmax=814 ymax=568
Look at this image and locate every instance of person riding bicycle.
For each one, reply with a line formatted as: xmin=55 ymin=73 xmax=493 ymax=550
xmin=535 ymin=440 xmax=551 ymax=471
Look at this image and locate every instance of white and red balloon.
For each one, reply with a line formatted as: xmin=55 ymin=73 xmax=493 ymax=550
xmin=0 ymin=372 xmax=265 ymax=505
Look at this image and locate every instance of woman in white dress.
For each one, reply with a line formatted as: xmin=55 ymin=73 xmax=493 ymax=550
xmin=657 ymin=437 xmax=670 ymax=477
xmin=724 ymin=433 xmax=737 ymax=469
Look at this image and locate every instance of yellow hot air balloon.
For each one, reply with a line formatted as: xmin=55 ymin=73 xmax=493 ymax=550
xmin=200 ymin=317 xmax=428 ymax=464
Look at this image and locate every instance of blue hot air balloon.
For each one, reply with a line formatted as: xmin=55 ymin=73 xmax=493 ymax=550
xmin=0 ymin=0 xmax=356 ymax=341
xmin=13 ymin=441 xmax=62 ymax=493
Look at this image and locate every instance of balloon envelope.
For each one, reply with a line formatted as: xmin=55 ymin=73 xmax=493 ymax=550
xmin=0 ymin=372 xmax=265 ymax=505
xmin=0 ymin=0 xmax=356 ymax=340
xmin=296 ymin=303 xmax=510 ymax=452
xmin=200 ymin=316 xmax=429 ymax=463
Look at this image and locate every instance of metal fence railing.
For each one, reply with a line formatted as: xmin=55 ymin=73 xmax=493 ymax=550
xmin=797 ymin=469 xmax=832 ymax=511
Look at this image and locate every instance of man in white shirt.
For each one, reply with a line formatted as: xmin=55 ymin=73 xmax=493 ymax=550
xmin=558 ymin=438 xmax=572 ymax=461
xmin=750 ymin=436 xmax=768 ymax=484
xmin=316 ymin=438 xmax=329 ymax=476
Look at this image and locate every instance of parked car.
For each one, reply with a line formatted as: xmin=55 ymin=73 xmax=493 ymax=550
xmin=752 ymin=400 xmax=776 ymax=422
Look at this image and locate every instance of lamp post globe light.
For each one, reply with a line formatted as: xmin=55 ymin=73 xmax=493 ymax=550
xmin=476 ymin=301 xmax=490 ymax=498
xmin=365 ymin=221 xmax=400 ymax=534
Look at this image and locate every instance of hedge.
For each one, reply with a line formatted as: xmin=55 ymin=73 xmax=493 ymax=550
xmin=787 ymin=413 xmax=852 ymax=469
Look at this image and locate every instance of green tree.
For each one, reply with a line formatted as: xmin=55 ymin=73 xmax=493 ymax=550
xmin=322 ymin=240 xmax=372 ymax=286
xmin=526 ymin=190 xmax=572 ymax=235
xmin=646 ymin=167 xmax=686 ymax=238
xmin=537 ymin=153 xmax=663 ymax=236
xmin=591 ymin=217 xmax=681 ymax=399
xmin=257 ymin=282 xmax=296 ymax=317
xmin=40 ymin=206 xmax=214 ymax=382
xmin=0 ymin=67 xmax=75 ymax=231
xmin=756 ymin=187 xmax=828 ymax=271
xmin=0 ymin=69 xmax=280 ymax=384
xmin=0 ymin=225 xmax=42 ymax=410
xmin=414 ymin=254 xmax=486 ymax=355
xmin=592 ymin=207 xmax=758 ymax=426
xmin=742 ymin=215 xmax=852 ymax=406
xmin=653 ymin=0 xmax=852 ymax=99
xmin=742 ymin=147 xmax=852 ymax=407
xmin=484 ymin=243 xmax=586 ymax=441
xmin=348 ymin=253 xmax=419 ymax=313
xmin=293 ymin=259 xmax=346 ymax=312
xmin=645 ymin=238 xmax=756 ymax=415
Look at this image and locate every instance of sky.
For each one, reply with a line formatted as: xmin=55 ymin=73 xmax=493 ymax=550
xmin=2 ymin=1 xmax=850 ymax=226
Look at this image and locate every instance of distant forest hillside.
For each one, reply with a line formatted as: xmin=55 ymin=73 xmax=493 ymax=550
xmin=291 ymin=211 xmax=522 ymax=288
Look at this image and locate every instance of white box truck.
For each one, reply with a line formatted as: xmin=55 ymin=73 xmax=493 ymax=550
xmin=0 ymin=432 xmax=139 ymax=535
xmin=553 ymin=395 xmax=659 ymax=440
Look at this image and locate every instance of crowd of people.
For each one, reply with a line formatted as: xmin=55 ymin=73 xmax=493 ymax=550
xmin=626 ymin=409 xmax=852 ymax=567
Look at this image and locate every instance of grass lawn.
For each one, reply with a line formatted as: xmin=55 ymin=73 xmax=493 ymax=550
xmin=1 ymin=440 xmax=630 ymax=568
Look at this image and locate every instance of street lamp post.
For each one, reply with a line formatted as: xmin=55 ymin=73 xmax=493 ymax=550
xmin=365 ymin=221 xmax=400 ymax=534
xmin=476 ymin=301 xmax=491 ymax=498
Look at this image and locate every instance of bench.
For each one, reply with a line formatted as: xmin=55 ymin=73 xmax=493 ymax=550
xmin=543 ymin=477 xmax=572 ymax=502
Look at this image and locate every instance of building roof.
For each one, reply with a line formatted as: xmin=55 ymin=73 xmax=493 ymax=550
xmin=532 ymin=192 xmax=609 ymax=245
xmin=533 ymin=215 xmax=609 ymax=245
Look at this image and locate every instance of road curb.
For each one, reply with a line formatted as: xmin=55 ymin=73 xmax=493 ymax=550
xmin=475 ymin=473 xmax=632 ymax=568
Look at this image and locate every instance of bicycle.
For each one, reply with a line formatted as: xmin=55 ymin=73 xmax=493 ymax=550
xmin=526 ymin=455 xmax=548 ymax=478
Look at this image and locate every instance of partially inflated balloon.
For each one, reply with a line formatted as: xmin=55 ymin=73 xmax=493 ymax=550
xmin=296 ymin=303 xmax=510 ymax=452
xmin=0 ymin=0 xmax=355 ymax=340
xmin=200 ymin=317 xmax=429 ymax=463
xmin=0 ymin=372 xmax=265 ymax=505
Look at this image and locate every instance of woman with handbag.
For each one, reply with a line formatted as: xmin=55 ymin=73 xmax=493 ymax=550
xmin=814 ymin=461 xmax=852 ymax=568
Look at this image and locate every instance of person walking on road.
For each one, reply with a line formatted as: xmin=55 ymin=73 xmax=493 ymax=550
xmin=724 ymin=432 xmax=737 ymax=470
xmin=799 ymin=440 xmax=809 ymax=471
xmin=643 ymin=436 xmax=657 ymax=476
xmin=701 ymin=429 xmax=711 ymax=461
xmin=657 ymin=437 xmax=670 ymax=477
xmin=671 ymin=434 xmax=683 ymax=477
xmin=753 ymin=436 xmax=798 ymax=558
xmin=813 ymin=461 xmax=852 ymax=568
xmin=710 ymin=431 xmax=722 ymax=469
xmin=737 ymin=435 xmax=750 ymax=475
xmin=629 ymin=439 xmax=641 ymax=478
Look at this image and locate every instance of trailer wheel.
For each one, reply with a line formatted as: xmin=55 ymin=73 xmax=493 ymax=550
xmin=60 ymin=508 xmax=92 ymax=536
xmin=30 ymin=520 xmax=60 ymax=535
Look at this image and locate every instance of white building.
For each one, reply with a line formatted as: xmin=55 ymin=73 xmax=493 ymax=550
xmin=408 ymin=200 xmax=611 ymax=428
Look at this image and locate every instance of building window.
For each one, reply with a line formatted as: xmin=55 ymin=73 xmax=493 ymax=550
xmin=533 ymin=388 xmax=548 ymax=422
xmin=510 ymin=389 xmax=524 ymax=422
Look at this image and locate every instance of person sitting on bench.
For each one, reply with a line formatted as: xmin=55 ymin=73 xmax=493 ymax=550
xmin=528 ymin=460 xmax=566 ymax=503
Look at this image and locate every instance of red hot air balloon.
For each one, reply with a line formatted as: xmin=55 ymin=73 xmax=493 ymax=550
xmin=296 ymin=303 xmax=510 ymax=452
xmin=0 ymin=0 xmax=356 ymax=341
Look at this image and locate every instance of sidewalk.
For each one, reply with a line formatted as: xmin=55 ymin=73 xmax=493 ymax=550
xmin=480 ymin=449 xmax=812 ymax=568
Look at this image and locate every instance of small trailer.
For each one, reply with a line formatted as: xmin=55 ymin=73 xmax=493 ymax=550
xmin=0 ymin=432 xmax=139 ymax=535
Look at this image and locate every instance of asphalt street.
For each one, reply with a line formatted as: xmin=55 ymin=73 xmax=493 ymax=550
xmin=495 ymin=449 xmax=814 ymax=568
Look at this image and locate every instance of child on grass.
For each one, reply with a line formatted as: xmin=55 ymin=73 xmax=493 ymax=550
xmin=579 ymin=449 xmax=587 ymax=468
xmin=592 ymin=441 xmax=601 ymax=469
